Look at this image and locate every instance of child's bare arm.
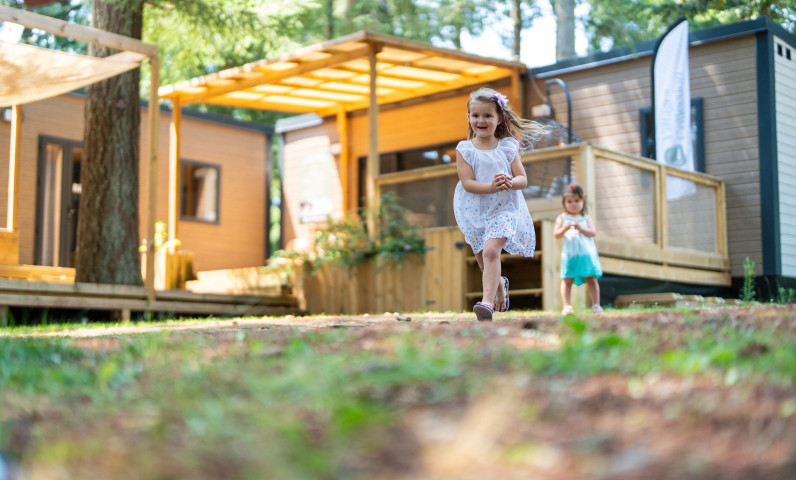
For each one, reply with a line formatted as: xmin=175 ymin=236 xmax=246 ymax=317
xmin=457 ymin=151 xmax=504 ymax=194
xmin=553 ymin=214 xmax=569 ymax=239
xmin=576 ymin=215 xmax=597 ymax=237
xmin=505 ymin=154 xmax=527 ymax=190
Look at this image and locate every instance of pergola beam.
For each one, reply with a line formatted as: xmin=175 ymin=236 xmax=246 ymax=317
xmin=161 ymin=45 xmax=372 ymax=106
xmin=0 ymin=5 xmax=157 ymax=57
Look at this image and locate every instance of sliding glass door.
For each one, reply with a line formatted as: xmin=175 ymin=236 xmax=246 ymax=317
xmin=34 ymin=136 xmax=82 ymax=267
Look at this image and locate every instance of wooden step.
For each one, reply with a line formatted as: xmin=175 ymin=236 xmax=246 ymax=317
xmin=0 ymin=278 xmax=302 ymax=319
xmin=188 ymin=266 xmax=284 ymax=295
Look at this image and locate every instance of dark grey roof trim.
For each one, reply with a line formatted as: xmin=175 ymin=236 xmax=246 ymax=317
xmin=532 ymin=17 xmax=793 ymax=78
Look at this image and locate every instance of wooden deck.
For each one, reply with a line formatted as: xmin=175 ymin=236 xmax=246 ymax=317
xmin=0 ymin=278 xmax=303 ymax=322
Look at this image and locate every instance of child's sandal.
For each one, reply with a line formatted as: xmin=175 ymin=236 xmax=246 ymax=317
xmin=473 ymin=302 xmax=494 ymax=322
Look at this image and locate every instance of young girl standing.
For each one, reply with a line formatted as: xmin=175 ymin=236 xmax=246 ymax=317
xmin=554 ymin=183 xmax=603 ymax=314
xmin=453 ymin=87 xmax=546 ymax=321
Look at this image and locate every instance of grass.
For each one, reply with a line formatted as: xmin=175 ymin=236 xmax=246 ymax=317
xmin=1 ymin=306 xmax=796 ymax=478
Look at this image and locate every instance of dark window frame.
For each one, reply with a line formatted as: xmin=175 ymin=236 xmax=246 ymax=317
xmin=357 ymin=141 xmax=459 ymax=209
xmin=179 ymin=159 xmax=222 ymax=225
xmin=640 ymin=97 xmax=705 ymax=172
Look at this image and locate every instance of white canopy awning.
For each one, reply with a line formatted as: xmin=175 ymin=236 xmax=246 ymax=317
xmin=0 ymin=40 xmax=147 ymax=107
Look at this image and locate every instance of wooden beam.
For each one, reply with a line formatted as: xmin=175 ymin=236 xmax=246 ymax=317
xmin=361 ymin=31 xmax=528 ymax=72
xmin=6 ymin=105 xmax=21 ymax=233
xmin=511 ymin=69 xmax=523 ymax=117
xmin=595 ymin=235 xmax=729 ymax=270
xmin=581 ymin=143 xmax=597 ymax=215
xmin=658 ymin=166 xmax=668 ymax=249
xmin=337 ymin=69 xmax=511 ymax=114
xmin=145 ymin=56 xmax=160 ymax=299
xmin=716 ymin=180 xmax=728 ymax=256
xmin=336 ymin=106 xmax=350 ymax=212
xmin=0 ymin=5 xmax=157 ymax=57
xmin=540 ymin=219 xmax=561 ymax=311
xmin=168 ymin=102 xmax=181 ymax=254
xmin=160 ymin=46 xmax=371 ymax=105
xmin=601 ymin=256 xmax=731 ymax=286
xmin=366 ymin=42 xmax=381 ymax=238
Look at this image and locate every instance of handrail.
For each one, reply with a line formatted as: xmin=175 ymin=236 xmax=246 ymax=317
xmin=374 ymin=142 xmax=727 ymax=260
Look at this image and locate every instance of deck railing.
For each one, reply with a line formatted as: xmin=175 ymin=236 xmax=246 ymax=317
xmin=377 ymin=142 xmax=730 ymax=292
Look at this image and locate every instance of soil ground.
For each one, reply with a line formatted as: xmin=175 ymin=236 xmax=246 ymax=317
xmin=3 ymin=305 xmax=796 ymax=479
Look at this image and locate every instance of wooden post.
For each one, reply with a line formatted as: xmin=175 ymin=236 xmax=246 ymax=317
xmin=6 ymin=105 xmax=21 ymax=233
xmin=0 ymin=5 xmax=157 ymax=57
xmin=511 ymin=69 xmax=524 ymax=117
xmin=541 ymin=219 xmax=561 ymax=312
xmin=716 ymin=181 xmax=728 ymax=256
xmin=366 ymin=42 xmax=381 ymax=237
xmin=336 ymin=106 xmax=350 ymax=212
xmin=168 ymin=100 xmax=181 ymax=254
xmin=658 ymin=165 xmax=668 ymax=250
xmin=580 ymin=143 xmax=597 ymax=215
xmin=145 ymin=56 xmax=160 ymax=300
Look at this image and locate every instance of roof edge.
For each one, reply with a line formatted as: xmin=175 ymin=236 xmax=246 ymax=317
xmin=160 ymin=30 xmax=526 ymax=97
xmin=531 ymin=16 xmax=791 ymax=78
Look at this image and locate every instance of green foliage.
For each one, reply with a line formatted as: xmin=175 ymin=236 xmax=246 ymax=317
xmin=0 ymin=0 xmax=91 ymax=52
xmin=2 ymin=309 xmax=796 ymax=477
xmin=274 ymin=192 xmax=425 ymax=274
xmin=740 ymin=256 xmax=756 ymax=304
xmin=775 ymin=287 xmax=796 ymax=304
xmin=584 ymin=0 xmax=796 ymax=53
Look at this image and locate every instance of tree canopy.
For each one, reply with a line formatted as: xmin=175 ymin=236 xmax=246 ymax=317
xmin=583 ymin=0 xmax=796 ymax=52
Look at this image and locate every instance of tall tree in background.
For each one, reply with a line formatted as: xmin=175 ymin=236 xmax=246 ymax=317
xmin=77 ymin=0 xmax=145 ymax=285
xmin=432 ymin=0 xmax=486 ymax=49
xmin=501 ymin=0 xmax=541 ymax=61
xmin=552 ymin=0 xmax=575 ymax=60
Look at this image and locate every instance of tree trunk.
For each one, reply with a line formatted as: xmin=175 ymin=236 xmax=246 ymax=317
xmin=76 ymin=0 xmax=144 ymax=285
xmin=554 ymin=0 xmax=576 ymax=60
xmin=511 ymin=0 xmax=522 ymax=60
xmin=326 ymin=0 xmax=334 ymax=39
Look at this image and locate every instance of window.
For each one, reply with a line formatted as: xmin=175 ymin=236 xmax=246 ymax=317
xmin=378 ymin=142 xmax=458 ymax=174
xmin=357 ymin=141 xmax=459 ymax=227
xmin=180 ymin=160 xmax=220 ymax=223
xmin=640 ymin=98 xmax=705 ymax=172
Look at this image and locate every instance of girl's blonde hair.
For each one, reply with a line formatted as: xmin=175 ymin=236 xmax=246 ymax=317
xmin=466 ymin=87 xmax=547 ymax=148
xmin=562 ymin=182 xmax=586 ymax=214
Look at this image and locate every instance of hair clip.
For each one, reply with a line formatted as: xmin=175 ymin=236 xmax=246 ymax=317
xmin=568 ymin=183 xmax=573 ymax=190
xmin=493 ymin=93 xmax=526 ymax=147
xmin=493 ymin=93 xmax=508 ymax=109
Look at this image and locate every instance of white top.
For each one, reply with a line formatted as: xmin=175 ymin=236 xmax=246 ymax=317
xmin=453 ymin=137 xmax=535 ymax=256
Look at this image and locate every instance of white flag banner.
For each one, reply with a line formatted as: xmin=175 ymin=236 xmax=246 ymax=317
xmin=652 ymin=18 xmax=695 ymax=200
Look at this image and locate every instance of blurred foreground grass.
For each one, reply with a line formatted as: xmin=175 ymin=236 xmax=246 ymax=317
xmin=1 ymin=306 xmax=795 ymax=479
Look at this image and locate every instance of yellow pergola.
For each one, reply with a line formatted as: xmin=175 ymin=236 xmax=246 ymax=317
xmin=159 ymin=30 xmax=527 ymax=243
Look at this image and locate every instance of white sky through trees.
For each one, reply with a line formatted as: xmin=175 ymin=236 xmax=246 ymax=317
xmin=0 ymin=0 xmax=588 ymax=70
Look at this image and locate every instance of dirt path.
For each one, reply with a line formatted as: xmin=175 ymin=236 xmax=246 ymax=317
xmin=3 ymin=305 xmax=796 ymax=479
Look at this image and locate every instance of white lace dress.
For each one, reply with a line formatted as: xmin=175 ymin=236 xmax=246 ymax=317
xmin=453 ymin=137 xmax=536 ymax=256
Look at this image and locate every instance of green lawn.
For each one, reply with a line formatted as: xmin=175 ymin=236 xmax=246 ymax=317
xmin=1 ymin=306 xmax=795 ymax=479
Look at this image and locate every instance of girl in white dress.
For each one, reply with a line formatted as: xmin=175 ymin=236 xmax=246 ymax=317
xmin=454 ymin=87 xmax=546 ymax=321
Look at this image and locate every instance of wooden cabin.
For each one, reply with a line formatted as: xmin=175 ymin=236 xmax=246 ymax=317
xmin=530 ymin=16 xmax=796 ymax=300
xmin=0 ymin=7 xmax=297 ymax=319
xmin=269 ymin=18 xmax=796 ymax=310
xmin=158 ymin=27 xmax=754 ymax=312
xmin=5 ymin=11 xmax=791 ymax=315
xmin=0 ymin=94 xmax=274 ymax=274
